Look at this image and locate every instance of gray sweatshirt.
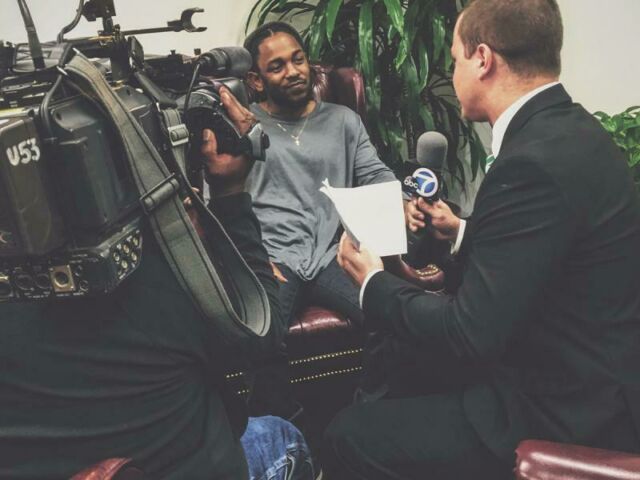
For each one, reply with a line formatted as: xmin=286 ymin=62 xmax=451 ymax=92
xmin=246 ymin=101 xmax=396 ymax=280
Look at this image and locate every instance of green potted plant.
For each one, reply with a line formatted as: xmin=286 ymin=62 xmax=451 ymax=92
xmin=246 ymin=0 xmax=485 ymax=185
xmin=594 ymin=107 xmax=640 ymax=192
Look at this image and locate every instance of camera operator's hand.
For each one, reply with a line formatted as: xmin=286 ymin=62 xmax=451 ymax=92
xmin=417 ymin=198 xmax=461 ymax=242
xmin=202 ymin=87 xmax=257 ymax=197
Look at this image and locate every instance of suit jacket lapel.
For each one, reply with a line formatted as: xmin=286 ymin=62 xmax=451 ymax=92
xmin=501 ymin=84 xmax=573 ymax=153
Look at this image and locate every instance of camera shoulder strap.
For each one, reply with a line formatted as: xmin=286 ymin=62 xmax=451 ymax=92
xmin=63 ymin=52 xmax=270 ymax=352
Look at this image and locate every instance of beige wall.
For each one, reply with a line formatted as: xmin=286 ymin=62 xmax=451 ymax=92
xmin=3 ymin=0 xmax=638 ymax=114
xmin=557 ymin=0 xmax=640 ymax=114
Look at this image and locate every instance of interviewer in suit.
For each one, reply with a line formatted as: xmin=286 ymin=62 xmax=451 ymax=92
xmin=323 ymin=0 xmax=640 ymax=478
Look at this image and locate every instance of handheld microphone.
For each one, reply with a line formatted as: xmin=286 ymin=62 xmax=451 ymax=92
xmin=403 ymin=131 xmax=449 ymax=201
xmin=405 ymin=132 xmax=449 ymax=262
xmin=197 ymin=46 xmax=252 ymax=78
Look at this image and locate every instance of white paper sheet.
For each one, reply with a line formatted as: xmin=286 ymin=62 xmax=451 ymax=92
xmin=320 ymin=179 xmax=407 ymax=257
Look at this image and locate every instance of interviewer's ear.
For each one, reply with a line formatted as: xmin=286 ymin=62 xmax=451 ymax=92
xmin=246 ymin=71 xmax=264 ymax=94
xmin=475 ymin=43 xmax=495 ymax=79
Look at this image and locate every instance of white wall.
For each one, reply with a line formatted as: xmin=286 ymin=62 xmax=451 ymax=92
xmin=0 ymin=0 xmax=258 ymax=57
xmin=557 ymin=0 xmax=640 ymax=114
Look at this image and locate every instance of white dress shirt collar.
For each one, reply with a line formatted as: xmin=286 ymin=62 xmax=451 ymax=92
xmin=491 ymin=81 xmax=560 ymax=158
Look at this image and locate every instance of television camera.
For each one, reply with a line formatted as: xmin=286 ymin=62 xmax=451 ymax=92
xmin=0 ymin=0 xmax=270 ymax=305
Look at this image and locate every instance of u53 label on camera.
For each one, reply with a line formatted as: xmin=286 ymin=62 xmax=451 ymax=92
xmin=6 ymin=138 xmax=41 ymax=167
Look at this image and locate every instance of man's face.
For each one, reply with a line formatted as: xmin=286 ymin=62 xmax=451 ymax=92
xmin=254 ymin=32 xmax=312 ymax=110
xmin=451 ymin=17 xmax=484 ymax=122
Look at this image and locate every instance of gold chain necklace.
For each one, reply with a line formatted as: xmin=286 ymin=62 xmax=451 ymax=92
xmin=273 ymin=115 xmax=310 ymax=146
xmin=264 ymin=103 xmax=314 ymax=147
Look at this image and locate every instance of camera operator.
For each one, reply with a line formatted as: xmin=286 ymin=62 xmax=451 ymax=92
xmin=0 ymin=87 xmax=313 ymax=479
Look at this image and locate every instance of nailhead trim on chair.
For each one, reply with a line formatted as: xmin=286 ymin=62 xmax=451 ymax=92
xmin=291 ymin=366 xmax=363 ymax=384
xmin=290 ymin=348 xmax=363 ymax=366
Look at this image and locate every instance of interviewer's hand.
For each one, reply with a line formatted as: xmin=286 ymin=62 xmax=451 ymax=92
xmin=404 ymin=197 xmax=426 ymax=232
xmin=202 ymin=87 xmax=257 ymax=197
xmin=416 ymin=198 xmax=461 ymax=242
xmin=336 ymin=233 xmax=383 ymax=286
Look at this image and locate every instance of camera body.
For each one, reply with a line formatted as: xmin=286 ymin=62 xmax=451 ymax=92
xmin=0 ymin=81 xmax=163 ymax=300
xmin=0 ymin=3 xmax=262 ymax=302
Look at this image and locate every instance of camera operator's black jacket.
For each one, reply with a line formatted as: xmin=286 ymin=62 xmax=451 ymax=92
xmin=0 ymin=193 xmax=280 ymax=479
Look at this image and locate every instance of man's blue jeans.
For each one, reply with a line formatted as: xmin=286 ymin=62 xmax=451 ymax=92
xmin=241 ymin=416 xmax=315 ymax=480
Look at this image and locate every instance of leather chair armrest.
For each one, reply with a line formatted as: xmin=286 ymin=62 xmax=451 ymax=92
xmin=70 ymin=458 xmax=145 ymax=480
xmin=515 ymin=440 xmax=640 ymax=480
xmin=383 ymin=255 xmax=445 ymax=292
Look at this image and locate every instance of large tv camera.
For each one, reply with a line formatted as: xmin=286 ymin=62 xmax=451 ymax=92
xmin=0 ymin=0 xmax=269 ymax=303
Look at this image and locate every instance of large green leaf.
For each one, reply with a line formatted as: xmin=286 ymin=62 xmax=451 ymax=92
xmin=415 ymin=37 xmax=430 ymax=91
xmin=382 ymin=0 xmax=405 ymax=35
xmin=358 ymin=0 xmax=380 ymax=111
xmin=432 ymin=14 xmax=446 ymax=62
xmin=258 ymin=0 xmax=283 ymax=26
xmin=325 ymin=0 xmax=343 ymax=42
xmin=402 ymin=59 xmax=420 ymax=112
xmin=394 ymin=42 xmax=408 ymax=72
xmin=275 ymin=3 xmax=316 ymax=21
xmin=246 ymin=0 xmax=267 ymax=32
xmin=307 ymin=1 xmax=328 ymax=61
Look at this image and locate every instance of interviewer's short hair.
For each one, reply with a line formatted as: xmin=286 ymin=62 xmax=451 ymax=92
xmin=459 ymin=0 xmax=563 ymax=77
xmin=244 ymin=22 xmax=306 ymax=72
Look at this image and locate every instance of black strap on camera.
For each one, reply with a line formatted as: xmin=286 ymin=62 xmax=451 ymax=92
xmin=63 ymin=51 xmax=270 ymax=353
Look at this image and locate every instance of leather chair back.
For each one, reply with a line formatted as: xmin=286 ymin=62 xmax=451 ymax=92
xmin=310 ymin=65 xmax=367 ymax=126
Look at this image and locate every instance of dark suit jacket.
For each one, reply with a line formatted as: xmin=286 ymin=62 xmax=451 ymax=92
xmin=364 ymin=85 xmax=640 ymax=458
xmin=0 ymin=193 xmax=280 ymax=479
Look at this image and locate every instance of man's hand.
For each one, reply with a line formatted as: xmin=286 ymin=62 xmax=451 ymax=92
xmin=416 ymin=198 xmax=461 ymax=242
xmin=202 ymin=87 xmax=258 ymax=197
xmin=336 ymin=233 xmax=383 ymax=286
xmin=404 ymin=197 xmax=426 ymax=232
xmin=270 ymin=262 xmax=288 ymax=283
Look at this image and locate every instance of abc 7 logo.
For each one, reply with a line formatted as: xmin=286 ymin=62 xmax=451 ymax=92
xmin=412 ymin=168 xmax=439 ymax=198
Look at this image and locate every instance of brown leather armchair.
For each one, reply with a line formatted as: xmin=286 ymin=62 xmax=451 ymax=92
xmin=515 ymin=440 xmax=640 ymax=480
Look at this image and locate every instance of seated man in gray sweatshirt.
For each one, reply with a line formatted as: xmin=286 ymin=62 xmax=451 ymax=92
xmin=243 ymin=22 xmax=396 ymax=418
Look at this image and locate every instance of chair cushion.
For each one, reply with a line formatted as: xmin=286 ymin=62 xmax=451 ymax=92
xmin=287 ymin=306 xmax=363 ymax=374
xmin=515 ymin=440 xmax=640 ymax=480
